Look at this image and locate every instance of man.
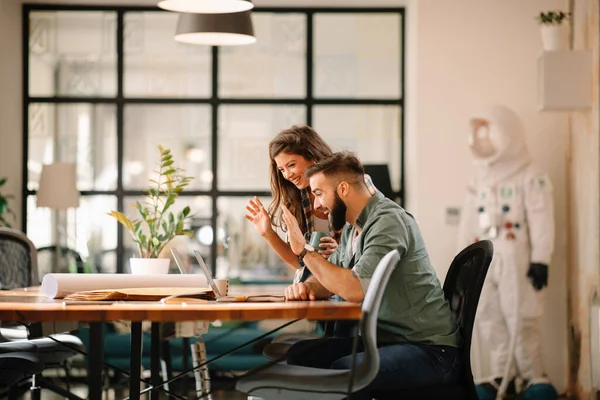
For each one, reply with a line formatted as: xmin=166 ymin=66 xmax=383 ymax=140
xmin=280 ymin=151 xmax=461 ymax=398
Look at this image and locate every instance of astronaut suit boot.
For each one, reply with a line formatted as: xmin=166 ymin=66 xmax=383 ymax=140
xmin=458 ymin=106 xmax=557 ymax=400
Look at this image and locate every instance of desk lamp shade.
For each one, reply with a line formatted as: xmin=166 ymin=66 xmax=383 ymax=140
xmin=158 ymin=0 xmax=253 ymax=14
xmin=37 ymin=163 xmax=80 ymax=209
xmin=175 ymin=11 xmax=256 ymax=46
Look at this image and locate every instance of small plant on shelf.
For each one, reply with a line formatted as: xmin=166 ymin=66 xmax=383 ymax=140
xmin=108 ymin=145 xmax=195 ymax=259
xmin=536 ymin=10 xmax=570 ymax=25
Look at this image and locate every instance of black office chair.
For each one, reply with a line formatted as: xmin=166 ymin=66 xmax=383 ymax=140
xmin=0 ymin=342 xmax=44 ymax=393
xmin=0 ymin=227 xmax=85 ymax=400
xmin=373 ymin=240 xmax=493 ymax=400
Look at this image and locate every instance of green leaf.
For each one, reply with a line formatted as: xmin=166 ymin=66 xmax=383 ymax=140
xmin=183 ymin=206 xmax=191 ymax=217
xmin=108 ymin=211 xmax=134 ymax=231
xmin=0 ymin=178 xmax=6 ymax=187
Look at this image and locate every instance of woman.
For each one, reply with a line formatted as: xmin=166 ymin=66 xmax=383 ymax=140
xmin=245 ymin=125 xmax=375 ymax=282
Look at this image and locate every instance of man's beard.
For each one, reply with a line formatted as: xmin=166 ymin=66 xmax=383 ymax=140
xmin=330 ymin=192 xmax=347 ymax=231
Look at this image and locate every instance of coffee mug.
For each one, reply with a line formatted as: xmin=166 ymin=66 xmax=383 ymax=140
xmin=309 ymin=231 xmax=330 ymax=250
xmin=214 ymin=278 xmax=229 ymax=296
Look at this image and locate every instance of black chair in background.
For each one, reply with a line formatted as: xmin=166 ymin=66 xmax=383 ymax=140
xmin=0 ymin=227 xmax=85 ymax=400
xmin=363 ymin=164 xmax=396 ymax=202
xmin=37 ymin=245 xmax=85 ymax=276
xmin=374 ymin=239 xmax=493 ymax=400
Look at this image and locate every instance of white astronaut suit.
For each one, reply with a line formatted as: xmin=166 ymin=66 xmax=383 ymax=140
xmin=458 ymin=105 xmax=555 ymax=394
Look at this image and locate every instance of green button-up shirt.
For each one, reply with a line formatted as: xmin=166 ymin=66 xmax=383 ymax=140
xmin=329 ymin=191 xmax=460 ymax=347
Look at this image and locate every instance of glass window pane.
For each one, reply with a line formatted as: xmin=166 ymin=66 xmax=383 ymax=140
xmin=217 ymin=105 xmax=306 ymax=191
xmin=123 ymin=105 xmax=212 ymax=191
xmin=217 ymin=196 xmax=294 ymax=282
xmin=124 ymin=12 xmax=211 ymax=98
xmin=29 ymin=11 xmax=117 ymax=97
xmin=312 ymin=106 xmax=401 ymax=192
xmin=219 ymin=13 xmax=306 ymax=98
xmin=27 ymin=195 xmax=117 ymax=276
xmin=121 ymin=195 xmax=211 ymax=273
xmin=314 ymin=13 xmax=402 ymax=98
xmin=28 ymin=103 xmax=117 ymax=191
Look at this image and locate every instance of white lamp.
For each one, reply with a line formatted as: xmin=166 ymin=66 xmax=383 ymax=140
xmin=37 ymin=163 xmax=80 ymax=275
xmin=175 ymin=11 xmax=256 ymax=46
xmin=37 ymin=163 xmax=80 ymax=209
xmin=158 ymin=0 xmax=253 ymax=14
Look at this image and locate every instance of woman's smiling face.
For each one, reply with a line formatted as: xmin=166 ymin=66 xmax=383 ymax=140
xmin=273 ymin=152 xmax=314 ymax=190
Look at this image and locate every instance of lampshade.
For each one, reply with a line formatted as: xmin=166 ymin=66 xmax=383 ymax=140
xmin=37 ymin=163 xmax=80 ymax=210
xmin=158 ymin=0 xmax=253 ymax=14
xmin=175 ymin=11 xmax=256 ymax=46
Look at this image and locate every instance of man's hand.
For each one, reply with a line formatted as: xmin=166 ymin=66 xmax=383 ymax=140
xmin=527 ymin=263 xmax=548 ymax=291
xmin=318 ymin=236 xmax=338 ymax=258
xmin=281 ymin=205 xmax=306 ymax=255
xmin=285 ymin=282 xmax=317 ymax=301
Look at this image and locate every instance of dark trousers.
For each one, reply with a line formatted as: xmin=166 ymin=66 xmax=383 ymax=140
xmin=286 ymin=337 xmax=462 ymax=399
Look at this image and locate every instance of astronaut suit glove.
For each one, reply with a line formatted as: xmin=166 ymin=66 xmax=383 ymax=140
xmin=526 ymin=263 xmax=548 ymax=291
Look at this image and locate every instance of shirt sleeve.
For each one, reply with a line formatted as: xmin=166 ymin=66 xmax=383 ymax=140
xmin=351 ymin=213 xmax=409 ymax=295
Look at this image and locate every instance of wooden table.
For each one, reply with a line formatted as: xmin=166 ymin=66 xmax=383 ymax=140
xmin=0 ymin=287 xmax=361 ymax=400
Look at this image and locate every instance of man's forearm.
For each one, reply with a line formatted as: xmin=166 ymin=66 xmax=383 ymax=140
xmin=302 ymin=251 xmax=364 ymax=302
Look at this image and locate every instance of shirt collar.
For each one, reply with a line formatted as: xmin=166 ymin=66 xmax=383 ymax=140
xmin=355 ymin=191 xmax=385 ymax=229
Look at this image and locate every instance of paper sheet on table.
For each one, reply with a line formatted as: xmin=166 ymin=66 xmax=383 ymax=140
xmin=41 ymin=273 xmax=208 ymax=299
xmin=63 ymin=287 xmax=215 ymax=302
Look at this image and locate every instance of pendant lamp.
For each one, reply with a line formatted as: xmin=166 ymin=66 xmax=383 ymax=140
xmin=175 ymin=10 xmax=256 ymax=46
xmin=158 ymin=0 xmax=253 ymax=14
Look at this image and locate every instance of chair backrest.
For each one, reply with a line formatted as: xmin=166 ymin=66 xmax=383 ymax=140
xmin=354 ymin=249 xmax=401 ymax=389
xmin=37 ymin=245 xmax=84 ymax=275
xmin=442 ymin=240 xmax=493 ymax=398
xmin=0 ymin=228 xmax=39 ymax=289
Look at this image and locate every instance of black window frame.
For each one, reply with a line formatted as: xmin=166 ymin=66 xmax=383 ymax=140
xmin=22 ymin=3 xmax=406 ymax=273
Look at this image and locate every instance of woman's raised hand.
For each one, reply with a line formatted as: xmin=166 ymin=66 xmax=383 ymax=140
xmin=244 ymin=197 xmax=273 ymax=237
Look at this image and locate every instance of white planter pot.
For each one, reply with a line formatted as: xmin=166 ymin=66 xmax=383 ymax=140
xmin=130 ymin=258 xmax=170 ymax=275
xmin=540 ymin=25 xmax=569 ymax=51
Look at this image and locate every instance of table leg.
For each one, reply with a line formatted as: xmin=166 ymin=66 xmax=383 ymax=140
xmin=129 ymin=322 xmax=142 ymax=400
xmin=88 ymin=322 xmax=104 ymax=400
xmin=150 ymin=322 xmax=160 ymax=400
xmin=191 ymin=337 xmax=211 ymax=400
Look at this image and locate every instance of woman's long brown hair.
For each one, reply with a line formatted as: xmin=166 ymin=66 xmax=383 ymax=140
xmin=268 ymin=125 xmax=333 ymax=233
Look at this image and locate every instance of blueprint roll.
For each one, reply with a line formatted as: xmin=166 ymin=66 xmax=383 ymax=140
xmin=41 ymin=273 xmax=208 ymax=299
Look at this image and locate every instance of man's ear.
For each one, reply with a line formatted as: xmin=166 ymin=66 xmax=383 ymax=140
xmin=337 ymin=181 xmax=350 ymax=197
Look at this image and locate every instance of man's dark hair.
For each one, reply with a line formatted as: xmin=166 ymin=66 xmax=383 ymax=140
xmin=305 ymin=151 xmax=365 ymax=184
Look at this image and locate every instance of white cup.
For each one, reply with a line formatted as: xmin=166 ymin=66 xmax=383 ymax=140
xmin=214 ymin=279 xmax=229 ymax=296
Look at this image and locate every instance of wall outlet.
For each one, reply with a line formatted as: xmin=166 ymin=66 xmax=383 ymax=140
xmin=445 ymin=207 xmax=461 ymax=226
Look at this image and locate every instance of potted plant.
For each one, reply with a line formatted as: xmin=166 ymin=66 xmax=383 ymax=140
xmin=537 ymin=10 xmax=571 ymax=51
xmin=0 ymin=178 xmax=15 ymax=228
xmin=108 ymin=145 xmax=195 ymax=274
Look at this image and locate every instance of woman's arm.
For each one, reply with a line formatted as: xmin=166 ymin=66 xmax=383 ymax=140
xmin=245 ymin=196 xmax=301 ymax=269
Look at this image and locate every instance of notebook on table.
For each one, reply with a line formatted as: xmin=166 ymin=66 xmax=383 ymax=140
xmin=187 ymin=249 xmax=285 ymax=303
xmin=64 ymin=286 xmax=215 ymax=302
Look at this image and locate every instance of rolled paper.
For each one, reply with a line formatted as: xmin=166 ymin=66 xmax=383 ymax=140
xmin=41 ymin=273 xmax=208 ymax=299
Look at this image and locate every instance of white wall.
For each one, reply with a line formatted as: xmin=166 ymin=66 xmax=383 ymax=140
xmin=0 ymin=0 xmax=23 ymax=230
xmin=414 ymin=0 xmax=568 ymax=389
xmin=4 ymin=0 xmax=571 ymax=391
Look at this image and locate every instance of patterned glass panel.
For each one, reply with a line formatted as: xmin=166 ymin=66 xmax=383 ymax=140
xmin=122 ymin=195 xmax=211 ymax=273
xmin=314 ymin=13 xmax=402 ymax=98
xmin=29 ymin=11 xmax=117 ymax=97
xmin=27 ymin=103 xmax=117 ymax=191
xmin=123 ymin=105 xmax=212 ymax=191
xmin=217 ymin=196 xmax=293 ymax=282
xmin=124 ymin=12 xmax=211 ymax=98
xmin=219 ymin=13 xmax=306 ymax=98
xmin=27 ymin=195 xmax=117 ymax=275
xmin=312 ymin=105 xmax=402 ymax=192
xmin=217 ymin=105 xmax=306 ymax=191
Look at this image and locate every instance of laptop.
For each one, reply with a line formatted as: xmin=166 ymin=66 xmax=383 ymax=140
xmin=169 ymin=249 xmax=285 ymax=303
